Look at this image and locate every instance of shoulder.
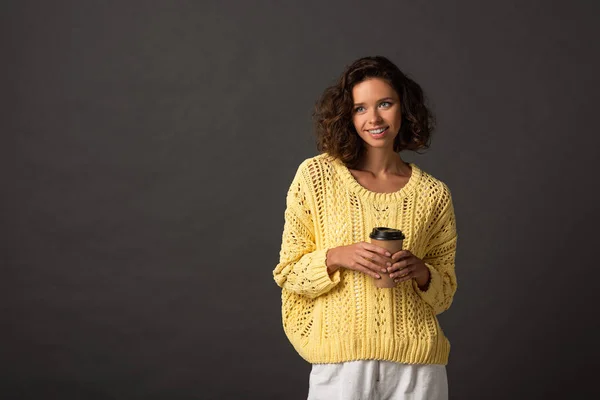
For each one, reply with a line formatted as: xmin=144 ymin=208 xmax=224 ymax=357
xmin=414 ymin=165 xmax=454 ymax=211
xmin=285 ymin=155 xmax=336 ymax=208
xmin=294 ymin=153 xmax=339 ymax=183
xmin=296 ymin=153 xmax=337 ymax=172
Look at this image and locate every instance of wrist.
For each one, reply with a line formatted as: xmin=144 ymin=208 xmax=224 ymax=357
xmin=325 ymin=248 xmax=340 ymax=274
xmin=416 ymin=267 xmax=431 ymax=290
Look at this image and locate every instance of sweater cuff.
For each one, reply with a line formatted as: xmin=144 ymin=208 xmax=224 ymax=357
xmin=306 ymin=249 xmax=341 ymax=298
xmin=412 ymin=263 xmax=442 ymax=310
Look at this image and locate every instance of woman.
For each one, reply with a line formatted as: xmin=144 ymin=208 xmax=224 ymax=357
xmin=273 ymin=56 xmax=458 ymax=400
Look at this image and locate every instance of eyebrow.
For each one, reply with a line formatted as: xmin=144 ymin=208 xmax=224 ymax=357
xmin=353 ymin=97 xmax=395 ymax=106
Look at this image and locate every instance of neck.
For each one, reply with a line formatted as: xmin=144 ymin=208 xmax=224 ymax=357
xmin=355 ymin=148 xmax=408 ymax=176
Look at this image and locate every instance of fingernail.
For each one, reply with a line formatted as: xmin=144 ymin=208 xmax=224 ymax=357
xmin=386 ymin=262 xmax=391 ymax=267
xmin=385 ymin=252 xmax=391 ymax=257
xmin=381 ymin=269 xmax=387 ymax=273
xmin=375 ymin=274 xmax=381 ymax=279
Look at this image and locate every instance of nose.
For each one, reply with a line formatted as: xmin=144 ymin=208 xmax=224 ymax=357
xmin=368 ymin=108 xmax=383 ymax=124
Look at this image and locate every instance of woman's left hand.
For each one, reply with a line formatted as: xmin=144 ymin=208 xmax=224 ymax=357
xmin=388 ymin=250 xmax=430 ymax=289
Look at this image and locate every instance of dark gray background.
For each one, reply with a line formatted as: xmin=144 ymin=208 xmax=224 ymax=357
xmin=2 ymin=0 xmax=599 ymax=399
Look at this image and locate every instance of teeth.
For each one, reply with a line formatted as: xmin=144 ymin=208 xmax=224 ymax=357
xmin=368 ymin=128 xmax=386 ymax=134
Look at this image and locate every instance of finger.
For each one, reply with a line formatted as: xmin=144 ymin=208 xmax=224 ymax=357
xmin=364 ymin=247 xmax=394 ymax=267
xmin=372 ymin=254 xmax=394 ymax=270
xmin=357 ymin=257 xmax=388 ymax=274
xmin=394 ymin=274 xmax=413 ymax=284
xmin=393 ymin=268 xmax=414 ymax=283
xmin=391 ymin=250 xmax=412 ymax=261
xmin=358 ymin=250 xmax=390 ymax=272
xmin=387 ymin=259 xmax=409 ymax=273
xmin=361 ymin=242 xmax=392 ymax=257
xmin=347 ymin=258 xmax=381 ymax=278
xmin=389 ymin=256 xmax=419 ymax=273
xmin=354 ymin=263 xmax=381 ymax=279
xmin=391 ymin=265 xmax=414 ymax=279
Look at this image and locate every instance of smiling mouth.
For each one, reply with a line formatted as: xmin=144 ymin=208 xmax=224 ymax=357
xmin=367 ymin=127 xmax=388 ymax=136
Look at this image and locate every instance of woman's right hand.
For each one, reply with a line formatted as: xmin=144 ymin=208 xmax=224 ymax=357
xmin=326 ymin=242 xmax=392 ymax=279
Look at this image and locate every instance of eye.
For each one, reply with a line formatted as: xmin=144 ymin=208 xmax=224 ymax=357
xmin=354 ymin=106 xmax=366 ymax=113
xmin=379 ymin=101 xmax=392 ymax=108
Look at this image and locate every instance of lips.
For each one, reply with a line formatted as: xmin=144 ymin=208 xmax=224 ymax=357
xmin=367 ymin=126 xmax=388 ymax=138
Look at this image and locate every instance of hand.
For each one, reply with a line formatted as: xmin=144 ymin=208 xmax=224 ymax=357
xmin=388 ymin=250 xmax=431 ymax=289
xmin=326 ymin=242 xmax=392 ymax=279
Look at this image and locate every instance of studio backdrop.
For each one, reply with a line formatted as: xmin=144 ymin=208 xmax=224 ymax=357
xmin=2 ymin=0 xmax=599 ymax=399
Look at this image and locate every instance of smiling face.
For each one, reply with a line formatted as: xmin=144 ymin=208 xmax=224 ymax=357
xmin=351 ymin=78 xmax=402 ymax=150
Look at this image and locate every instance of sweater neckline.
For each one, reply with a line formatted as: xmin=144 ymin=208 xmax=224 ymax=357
xmin=332 ymin=157 xmax=422 ymax=202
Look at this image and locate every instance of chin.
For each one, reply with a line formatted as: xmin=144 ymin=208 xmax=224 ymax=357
xmin=365 ymin=142 xmax=394 ymax=151
xmin=362 ymin=136 xmax=396 ymax=148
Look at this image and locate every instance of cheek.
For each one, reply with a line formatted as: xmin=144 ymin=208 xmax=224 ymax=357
xmin=352 ymin=115 xmax=362 ymax=131
xmin=386 ymin=109 xmax=402 ymax=125
xmin=394 ymin=110 xmax=402 ymax=125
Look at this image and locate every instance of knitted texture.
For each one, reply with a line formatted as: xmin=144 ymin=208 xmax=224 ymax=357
xmin=273 ymin=154 xmax=458 ymax=365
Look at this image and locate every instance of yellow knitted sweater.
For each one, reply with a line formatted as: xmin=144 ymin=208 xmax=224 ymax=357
xmin=273 ymin=154 xmax=458 ymax=365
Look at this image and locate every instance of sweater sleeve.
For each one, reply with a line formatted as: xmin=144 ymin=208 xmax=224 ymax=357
xmin=412 ymin=185 xmax=458 ymax=315
xmin=272 ymin=161 xmax=341 ymax=299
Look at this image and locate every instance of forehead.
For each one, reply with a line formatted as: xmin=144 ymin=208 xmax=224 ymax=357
xmin=352 ymin=78 xmax=399 ymax=102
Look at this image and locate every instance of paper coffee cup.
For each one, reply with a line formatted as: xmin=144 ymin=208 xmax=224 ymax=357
xmin=369 ymin=227 xmax=405 ymax=288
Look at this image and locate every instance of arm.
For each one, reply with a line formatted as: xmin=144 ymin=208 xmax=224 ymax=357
xmin=272 ymin=162 xmax=341 ymax=299
xmin=412 ymin=187 xmax=458 ymax=315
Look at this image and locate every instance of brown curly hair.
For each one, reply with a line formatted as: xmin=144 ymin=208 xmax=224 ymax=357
xmin=313 ymin=56 xmax=435 ymax=167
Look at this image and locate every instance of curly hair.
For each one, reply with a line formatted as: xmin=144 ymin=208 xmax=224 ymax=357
xmin=313 ymin=56 xmax=435 ymax=167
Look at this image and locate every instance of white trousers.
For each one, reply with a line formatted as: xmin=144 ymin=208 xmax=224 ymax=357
xmin=307 ymin=360 xmax=448 ymax=400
